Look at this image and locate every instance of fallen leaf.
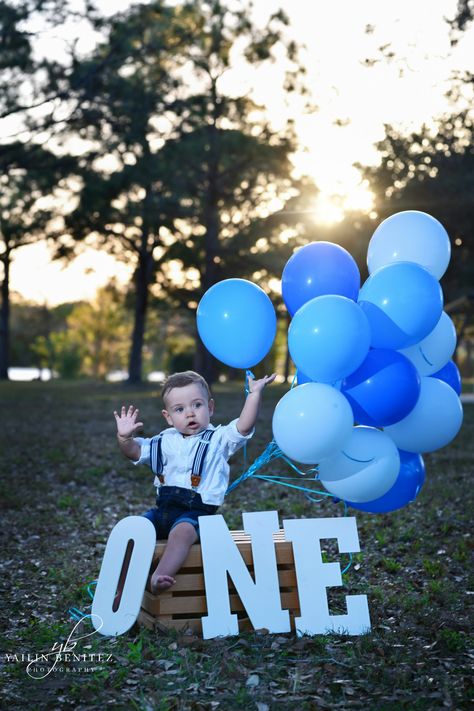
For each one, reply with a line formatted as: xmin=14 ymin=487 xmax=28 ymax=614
xmin=246 ymin=674 xmax=260 ymax=688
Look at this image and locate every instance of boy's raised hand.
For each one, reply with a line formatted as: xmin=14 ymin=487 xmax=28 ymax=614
xmin=114 ymin=405 xmax=144 ymax=439
xmin=247 ymin=373 xmax=277 ymax=394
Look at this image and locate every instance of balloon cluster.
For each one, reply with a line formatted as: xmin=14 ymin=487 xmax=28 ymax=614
xmin=197 ymin=211 xmax=463 ymax=514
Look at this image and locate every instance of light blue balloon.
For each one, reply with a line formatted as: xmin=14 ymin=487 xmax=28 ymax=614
xmin=384 ymin=376 xmax=463 ymax=453
xmin=368 ymin=210 xmax=451 ymax=279
xmin=272 ymin=383 xmax=354 ymax=464
xmin=318 ymin=426 xmax=400 ymax=503
xmin=399 ymin=311 xmax=457 ymax=376
xmin=197 ymin=279 xmax=276 ymax=368
xmin=288 ymin=295 xmax=371 ymax=383
xmin=358 ymin=262 xmax=443 ymax=349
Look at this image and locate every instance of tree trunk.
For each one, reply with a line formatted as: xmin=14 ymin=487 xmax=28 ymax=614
xmin=128 ymin=248 xmax=152 ymax=384
xmin=0 ymin=245 xmax=11 ymax=380
xmin=197 ymin=104 xmax=222 ymax=386
xmin=193 ymin=330 xmax=216 ymax=384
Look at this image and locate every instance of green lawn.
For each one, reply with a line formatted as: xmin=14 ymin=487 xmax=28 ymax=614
xmin=1 ymin=380 xmax=472 ymax=710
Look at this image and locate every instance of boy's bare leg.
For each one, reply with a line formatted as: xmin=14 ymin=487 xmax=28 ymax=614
xmin=151 ymin=522 xmax=198 ymax=594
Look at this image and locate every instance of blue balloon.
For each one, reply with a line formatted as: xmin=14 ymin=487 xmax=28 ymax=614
xmin=197 ymin=279 xmax=276 ymax=368
xmin=345 ymin=450 xmax=425 ymax=513
xmin=341 ymin=349 xmax=421 ymax=426
xmin=296 ymin=370 xmax=312 ymax=385
xmin=368 ymin=210 xmax=451 ymax=280
xmin=431 ymin=360 xmax=462 ymax=395
xmin=289 ymin=295 xmax=371 ymax=383
xmin=358 ymin=262 xmax=443 ymax=349
xmin=282 ymin=241 xmax=360 ymax=316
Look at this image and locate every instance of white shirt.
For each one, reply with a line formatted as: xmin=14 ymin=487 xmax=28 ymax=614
xmin=132 ymin=419 xmax=253 ymax=505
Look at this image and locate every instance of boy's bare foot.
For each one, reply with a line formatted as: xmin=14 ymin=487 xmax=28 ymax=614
xmin=151 ymin=574 xmax=176 ymax=594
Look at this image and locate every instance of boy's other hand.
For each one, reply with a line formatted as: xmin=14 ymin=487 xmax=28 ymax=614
xmin=114 ymin=405 xmax=144 ymax=439
xmin=248 ymin=373 xmax=277 ymax=394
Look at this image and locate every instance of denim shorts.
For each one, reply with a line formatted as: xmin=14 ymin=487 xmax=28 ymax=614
xmin=141 ymin=486 xmax=219 ymax=540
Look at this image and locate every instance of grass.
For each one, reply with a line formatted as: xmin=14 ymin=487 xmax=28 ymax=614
xmin=1 ymin=380 xmax=473 ymax=710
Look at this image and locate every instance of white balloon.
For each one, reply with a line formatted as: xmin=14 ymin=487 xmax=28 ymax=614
xmin=384 ymin=377 xmax=463 ymax=453
xmin=399 ymin=311 xmax=457 ymax=376
xmin=318 ymin=426 xmax=400 ymax=503
xmin=272 ymin=383 xmax=353 ymax=464
xmin=368 ymin=211 xmax=451 ymax=280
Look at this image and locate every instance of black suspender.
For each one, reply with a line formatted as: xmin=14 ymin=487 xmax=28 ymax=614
xmin=150 ymin=434 xmax=164 ymax=482
xmin=150 ymin=429 xmax=216 ymax=490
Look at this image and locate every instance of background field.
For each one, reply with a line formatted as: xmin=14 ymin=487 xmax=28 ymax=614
xmin=1 ymin=380 xmax=473 ymax=710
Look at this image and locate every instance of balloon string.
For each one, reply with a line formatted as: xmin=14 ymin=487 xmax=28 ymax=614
xmin=68 ymin=579 xmax=98 ymax=622
xmin=241 ymin=369 xmax=256 ymax=475
xmin=245 ymin=369 xmax=255 ymax=395
xmin=228 ymin=439 xmax=336 ymax=502
xmin=252 ymin=474 xmax=334 ymax=498
xmin=228 ymin=440 xmax=282 ymax=493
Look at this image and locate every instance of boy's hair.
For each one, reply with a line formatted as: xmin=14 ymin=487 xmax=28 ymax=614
xmin=162 ymin=371 xmax=212 ymax=404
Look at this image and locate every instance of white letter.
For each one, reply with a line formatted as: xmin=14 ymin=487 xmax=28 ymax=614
xmin=283 ymin=517 xmax=371 ymax=636
xmin=92 ymin=516 xmax=156 ymax=636
xmin=200 ymin=511 xmax=290 ymax=639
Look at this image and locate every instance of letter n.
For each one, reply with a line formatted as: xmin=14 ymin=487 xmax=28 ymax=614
xmin=200 ymin=511 xmax=290 ymax=639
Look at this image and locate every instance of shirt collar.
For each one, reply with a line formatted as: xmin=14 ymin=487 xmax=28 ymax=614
xmin=170 ymin=423 xmax=216 ymax=438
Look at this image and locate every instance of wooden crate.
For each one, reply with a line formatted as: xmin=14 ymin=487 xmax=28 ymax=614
xmin=138 ymin=529 xmax=300 ymax=634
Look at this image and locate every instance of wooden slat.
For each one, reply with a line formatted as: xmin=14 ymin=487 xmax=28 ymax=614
xmin=152 ymin=530 xmax=293 ymax=567
xmin=157 ymin=590 xmax=300 ymax=615
xmin=137 ymin=608 xmax=156 ymax=631
xmin=168 ymin=572 xmax=205 ymax=592
xmin=144 ymin=567 xmax=297 ymax=599
xmin=277 ymin=568 xmax=297 ymax=588
xmin=169 ymin=541 xmax=295 ymax=567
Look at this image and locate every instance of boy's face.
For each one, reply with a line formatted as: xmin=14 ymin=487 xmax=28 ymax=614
xmin=162 ymin=383 xmax=214 ymax=436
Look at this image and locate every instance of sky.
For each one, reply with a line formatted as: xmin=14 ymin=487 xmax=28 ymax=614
xmin=7 ymin=0 xmax=473 ymax=305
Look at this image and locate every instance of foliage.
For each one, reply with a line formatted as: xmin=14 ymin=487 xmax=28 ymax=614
xmin=0 ymin=141 xmax=78 ymax=376
xmin=30 ymin=283 xmax=130 ymax=379
xmin=449 ymin=0 xmax=474 ymax=37
xmin=58 ymin=0 xmax=312 ymax=382
xmin=25 ymin=286 xmax=201 ymax=379
xmin=34 ymin=330 xmax=83 ymax=378
xmin=66 ymin=284 xmax=130 ymax=378
xmin=0 ymin=0 xmax=83 ymax=379
xmin=9 ymin=295 xmax=60 ymax=368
